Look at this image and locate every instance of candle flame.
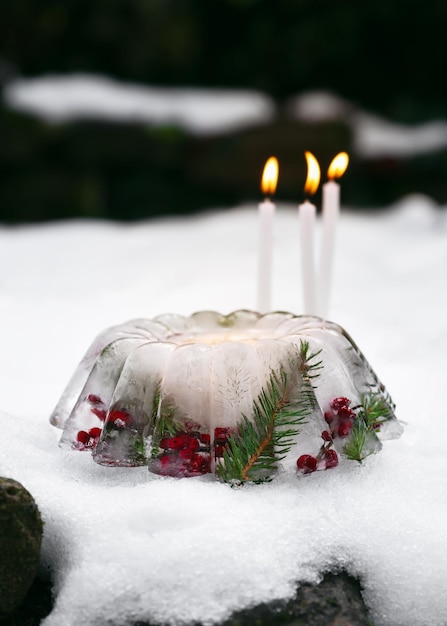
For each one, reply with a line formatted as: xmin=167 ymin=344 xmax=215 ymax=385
xmin=327 ymin=152 xmax=349 ymax=180
xmin=261 ymin=156 xmax=279 ymax=196
xmin=304 ymin=151 xmax=321 ymax=195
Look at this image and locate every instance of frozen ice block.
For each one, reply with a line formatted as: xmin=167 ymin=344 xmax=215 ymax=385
xmin=50 ymin=310 xmax=403 ymax=482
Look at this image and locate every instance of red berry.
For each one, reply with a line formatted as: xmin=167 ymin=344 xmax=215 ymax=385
xmin=87 ymin=394 xmax=103 ymax=405
xmin=296 ymin=454 xmax=318 ymax=473
xmin=190 ymin=454 xmax=210 ymax=474
xmin=88 ymin=427 xmax=102 ymax=438
xmin=321 ymin=430 xmax=332 ymax=442
xmin=199 ymin=433 xmax=211 ymax=446
xmin=77 ymin=430 xmax=90 ymax=444
xmin=91 ymin=407 xmax=107 ymax=421
xmin=338 ymin=406 xmax=356 ymax=419
xmin=160 ymin=454 xmax=172 ymax=467
xmin=323 ymin=449 xmax=339 ymax=469
xmin=178 ymin=434 xmax=194 ymax=448
xmin=179 ymin=448 xmax=194 ymax=460
xmin=165 ymin=436 xmax=185 ymax=450
xmin=337 ymin=421 xmax=352 ymax=438
xmin=215 ymin=427 xmax=230 ymax=443
xmin=331 ymin=397 xmax=351 ymax=410
xmin=108 ymin=410 xmax=131 ymax=428
xmin=188 ymin=437 xmax=200 ymax=451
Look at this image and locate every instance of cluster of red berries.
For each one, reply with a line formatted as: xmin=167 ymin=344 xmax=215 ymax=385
xmin=153 ymin=426 xmax=236 ymax=477
xmin=76 ymin=426 xmax=102 ymax=450
xmin=75 ymin=394 xmax=132 ymax=451
xmin=323 ymin=396 xmax=357 ymax=438
xmin=156 ymin=430 xmax=211 ymax=477
xmin=296 ymin=446 xmax=339 ymax=474
xmin=296 ymin=397 xmax=357 ymax=475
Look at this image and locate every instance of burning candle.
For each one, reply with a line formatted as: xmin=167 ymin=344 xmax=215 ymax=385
xmin=319 ymin=152 xmax=349 ymax=318
xmin=299 ymin=151 xmax=320 ymax=315
xmin=257 ymin=156 xmax=279 ymax=313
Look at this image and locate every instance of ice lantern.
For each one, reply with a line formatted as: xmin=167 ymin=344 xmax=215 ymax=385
xmin=50 ymin=310 xmax=403 ymax=483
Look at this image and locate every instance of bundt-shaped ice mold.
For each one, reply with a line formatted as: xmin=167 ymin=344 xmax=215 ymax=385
xmin=50 ymin=310 xmax=403 ymax=482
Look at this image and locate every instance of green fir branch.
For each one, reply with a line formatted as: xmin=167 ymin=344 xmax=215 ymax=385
xmin=358 ymin=393 xmax=394 ymax=430
xmin=150 ymin=396 xmax=181 ymax=458
xmin=344 ymin=391 xmax=394 ymax=462
xmin=343 ymin=419 xmax=368 ymax=461
xmin=216 ymin=342 xmax=323 ymax=484
xmin=150 ymin=382 xmax=162 ymax=424
xmin=299 ymin=340 xmax=323 ymax=412
xmin=155 ymin=403 xmax=180 ymax=437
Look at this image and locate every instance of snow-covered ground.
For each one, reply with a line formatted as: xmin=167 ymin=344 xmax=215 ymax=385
xmin=0 ymin=195 xmax=447 ymax=626
xmin=1 ymin=76 xmax=447 ymax=625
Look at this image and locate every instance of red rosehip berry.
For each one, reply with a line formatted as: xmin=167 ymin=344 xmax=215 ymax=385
xmin=108 ymin=409 xmax=131 ymax=427
xmin=296 ymin=454 xmax=318 ymax=473
xmin=188 ymin=437 xmax=200 ymax=451
xmin=199 ymin=433 xmax=211 ymax=446
xmin=214 ymin=427 xmax=230 ymax=443
xmin=338 ymin=406 xmax=356 ymax=419
xmin=337 ymin=421 xmax=352 ymax=438
xmin=87 ymin=394 xmax=103 ymax=405
xmin=215 ymin=427 xmax=229 ymax=436
xmin=331 ymin=397 xmax=351 ymax=411
xmin=190 ymin=454 xmax=210 ymax=474
xmin=160 ymin=454 xmax=172 ymax=467
xmin=179 ymin=448 xmax=194 ymax=460
xmin=321 ymin=430 xmax=332 ymax=442
xmin=88 ymin=427 xmax=102 ymax=438
xmin=323 ymin=449 xmax=339 ymax=469
xmin=179 ymin=434 xmax=199 ymax=449
xmin=166 ymin=436 xmax=185 ymax=450
xmin=77 ymin=430 xmax=90 ymax=445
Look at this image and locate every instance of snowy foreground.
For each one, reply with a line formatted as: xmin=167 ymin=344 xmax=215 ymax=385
xmin=1 ymin=196 xmax=447 ymax=626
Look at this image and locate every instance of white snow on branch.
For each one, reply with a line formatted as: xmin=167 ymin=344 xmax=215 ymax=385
xmin=3 ymin=73 xmax=275 ymax=135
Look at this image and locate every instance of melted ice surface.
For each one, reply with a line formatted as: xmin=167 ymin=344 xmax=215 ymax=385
xmin=1 ymin=199 xmax=447 ymax=626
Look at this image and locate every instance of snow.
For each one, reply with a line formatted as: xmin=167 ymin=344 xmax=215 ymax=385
xmin=2 ymin=73 xmax=275 ymax=135
xmin=290 ymin=90 xmax=447 ymax=157
xmin=5 ymin=74 xmax=447 ymax=157
xmin=1 ymin=195 xmax=447 ymax=625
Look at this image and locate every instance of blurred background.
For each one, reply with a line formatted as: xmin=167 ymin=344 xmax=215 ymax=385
xmin=1 ymin=0 xmax=447 ymax=223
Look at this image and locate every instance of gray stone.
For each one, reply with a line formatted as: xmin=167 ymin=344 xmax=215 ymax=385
xmin=132 ymin=571 xmax=371 ymax=626
xmin=0 ymin=477 xmax=43 ymax=619
xmin=219 ymin=572 xmax=371 ymax=626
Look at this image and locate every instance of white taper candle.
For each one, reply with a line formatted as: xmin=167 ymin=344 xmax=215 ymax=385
xmin=299 ymin=199 xmax=317 ymax=315
xmin=257 ymin=198 xmax=275 ymax=313
xmin=257 ymin=156 xmax=278 ymax=313
xmin=319 ymin=179 xmax=340 ymax=318
xmin=319 ymin=152 xmax=349 ymax=318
